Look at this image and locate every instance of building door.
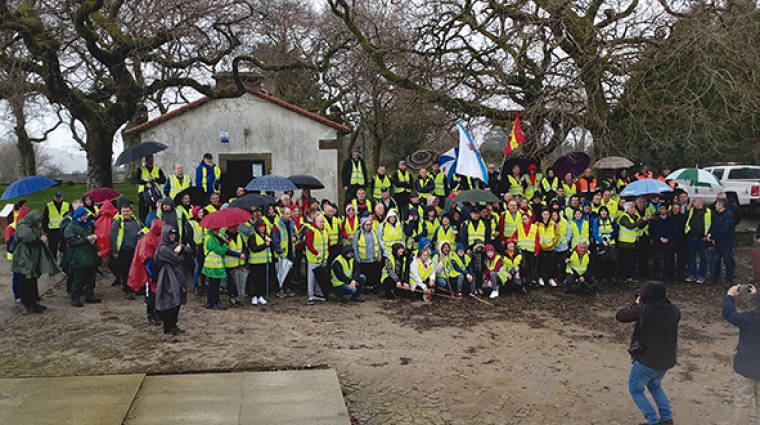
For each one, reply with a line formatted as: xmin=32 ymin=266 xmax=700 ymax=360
xmin=219 ymin=153 xmax=272 ymax=201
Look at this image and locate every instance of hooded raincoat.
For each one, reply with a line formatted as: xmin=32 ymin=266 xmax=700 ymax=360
xmin=12 ymin=210 xmax=59 ymax=278
xmin=154 ymin=226 xmax=192 ymax=311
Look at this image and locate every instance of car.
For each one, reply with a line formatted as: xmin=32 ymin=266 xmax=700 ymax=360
xmin=692 ymin=164 xmax=760 ymax=206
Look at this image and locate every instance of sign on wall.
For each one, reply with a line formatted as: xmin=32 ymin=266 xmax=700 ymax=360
xmin=220 ymin=131 xmax=230 ymax=144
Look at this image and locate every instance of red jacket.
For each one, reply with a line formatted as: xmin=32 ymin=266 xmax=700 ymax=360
xmin=127 ymin=219 xmax=165 ymax=293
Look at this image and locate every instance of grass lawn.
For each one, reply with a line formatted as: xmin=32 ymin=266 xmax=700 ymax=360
xmin=0 ymin=183 xmax=138 ymax=212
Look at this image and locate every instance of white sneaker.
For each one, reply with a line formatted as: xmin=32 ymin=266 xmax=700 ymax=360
xmin=251 ymin=296 xmax=259 ymax=305
xmin=259 ymin=297 xmax=268 ymax=305
xmin=538 ymin=278 xmax=545 ymax=287
xmin=548 ymin=279 xmax=558 ymax=287
xmin=489 ymin=288 xmax=499 ymax=299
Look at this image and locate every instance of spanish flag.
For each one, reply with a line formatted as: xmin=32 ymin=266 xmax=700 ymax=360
xmin=503 ymin=111 xmax=525 ymax=155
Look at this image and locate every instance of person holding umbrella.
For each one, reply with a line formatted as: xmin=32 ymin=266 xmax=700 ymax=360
xmin=65 ymin=207 xmax=102 ymax=307
xmin=196 ymin=153 xmax=221 ymax=195
xmin=42 ymin=191 xmax=72 ymax=259
xmin=137 ymin=155 xmax=166 ymax=222
xmin=12 ymin=210 xmax=59 ymax=313
xmin=341 ymin=146 xmax=367 ymax=201
xmin=164 ymin=163 xmax=191 ymax=199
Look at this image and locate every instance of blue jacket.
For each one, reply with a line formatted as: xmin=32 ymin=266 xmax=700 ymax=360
xmin=710 ymin=209 xmax=736 ymax=248
xmin=722 ymin=295 xmax=760 ymax=380
xmin=195 ymin=162 xmax=219 ymax=194
xmin=591 ymin=216 xmax=618 ymax=244
xmin=650 ymin=215 xmax=675 ymax=248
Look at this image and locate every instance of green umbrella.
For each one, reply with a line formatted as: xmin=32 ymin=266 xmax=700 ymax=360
xmin=454 ymin=189 xmax=499 ymax=204
xmin=665 ymin=168 xmax=722 ymax=188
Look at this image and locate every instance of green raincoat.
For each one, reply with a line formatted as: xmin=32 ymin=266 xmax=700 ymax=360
xmin=12 ymin=210 xmax=60 ymax=278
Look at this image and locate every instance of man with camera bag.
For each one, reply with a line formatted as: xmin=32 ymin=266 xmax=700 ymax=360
xmin=722 ymin=283 xmax=760 ymax=424
xmin=616 ymin=282 xmax=680 ymax=425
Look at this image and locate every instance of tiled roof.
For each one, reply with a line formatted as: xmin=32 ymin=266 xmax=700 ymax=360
xmin=124 ymin=89 xmax=351 ymax=135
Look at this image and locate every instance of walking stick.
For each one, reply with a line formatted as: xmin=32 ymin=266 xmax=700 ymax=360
xmin=469 ymin=293 xmax=494 ymax=306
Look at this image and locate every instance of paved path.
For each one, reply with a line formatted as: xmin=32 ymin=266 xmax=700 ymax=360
xmin=0 ymin=370 xmax=350 ymax=425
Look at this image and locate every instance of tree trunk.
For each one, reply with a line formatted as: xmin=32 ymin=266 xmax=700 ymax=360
xmin=84 ymin=120 xmax=114 ymax=189
xmin=10 ymin=98 xmax=36 ymax=176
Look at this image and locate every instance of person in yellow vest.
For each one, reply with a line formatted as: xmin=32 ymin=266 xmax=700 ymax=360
xmin=449 ymin=243 xmax=473 ymax=296
xmin=273 ymin=207 xmax=297 ymax=298
xmin=410 ymin=238 xmax=436 ymax=302
xmin=404 ymin=208 xmax=428 ymax=253
xmin=109 ymin=199 xmax=147 ymax=299
xmin=341 ymin=146 xmax=367 ymax=201
xmin=371 ymin=203 xmax=386 ymax=234
xmin=137 ymin=155 xmax=166 ymax=221
xmin=483 ymin=242 xmax=524 ymax=298
xmin=176 ymin=193 xmax=194 ymax=224
xmin=617 ymin=201 xmax=648 ymax=282
xmin=430 ymin=163 xmax=448 ymax=205
xmin=564 ymin=242 xmax=595 ymax=293
xmin=536 ymin=209 xmax=559 ymax=287
xmin=569 ymin=208 xmax=590 ymax=250
xmin=432 ymin=213 xmax=457 ymax=249
xmin=423 ymin=206 xmax=440 ymax=241
xmin=414 ymin=167 xmax=434 ymax=203
xmin=223 ymin=226 xmax=247 ymax=307
xmin=540 ymin=168 xmax=560 ymax=200
xmin=432 ymin=241 xmax=453 ymax=292
xmin=505 ymin=165 xmax=524 ymax=198
xmin=229 ymin=187 xmax=246 ymax=204
xmin=592 ymin=206 xmax=618 ymax=284
xmin=42 ymin=191 xmax=72 ymax=258
xmin=350 ymin=187 xmax=372 ymax=216
xmin=551 ymin=209 xmax=572 ymax=282
xmin=370 ymin=165 xmax=393 ymax=202
xmin=376 ymin=187 xmax=398 ymax=214
xmin=601 ymin=188 xmax=619 ymax=219
xmin=381 ymin=243 xmax=411 ymax=299
xmin=81 ymin=194 xmax=99 ymax=216
xmin=189 ymin=206 xmax=206 ymax=294
xmin=305 ymin=214 xmax=330 ymax=304
xmin=331 ymin=246 xmax=365 ymax=303
xmin=340 ymin=205 xmax=360 ymax=247
xmin=685 ymin=197 xmax=711 ymax=284
xmin=380 ymin=210 xmax=405 ymax=256
xmin=195 ymin=153 xmax=221 ymax=195
xmin=247 ymin=219 xmax=273 ymax=305
xmin=204 ymin=193 xmax=223 ymax=214
xmin=391 ymin=160 xmax=413 ymax=217
xmin=322 ymin=203 xmax=341 ymax=264
xmin=499 ymin=199 xmax=522 ymax=247
xmin=523 ymin=164 xmax=541 ymax=200
xmin=516 ymin=213 xmax=539 ymax=286
xmin=163 ymin=163 xmax=191 ymax=199
xmin=353 ymin=216 xmax=383 ymax=289
xmin=562 ymin=172 xmax=576 ymax=198
xmin=406 ymin=192 xmax=425 ymax=222
xmin=202 ymin=226 xmax=235 ymax=310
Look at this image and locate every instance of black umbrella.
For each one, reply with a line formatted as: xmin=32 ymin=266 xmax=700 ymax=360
xmin=173 ymin=186 xmax=208 ymax=207
xmin=552 ymin=152 xmax=590 ymax=179
xmin=288 ymin=175 xmax=325 ymax=190
xmin=230 ymin=193 xmax=275 ymax=210
xmin=114 ymin=141 xmax=168 ymax=166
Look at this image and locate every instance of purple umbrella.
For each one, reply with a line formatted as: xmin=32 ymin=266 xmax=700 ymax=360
xmin=551 ymin=152 xmax=590 ymax=179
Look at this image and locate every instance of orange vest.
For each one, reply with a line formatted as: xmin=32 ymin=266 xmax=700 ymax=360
xmin=635 ymin=171 xmax=653 ymax=180
xmin=576 ymin=177 xmax=597 ymax=192
xmin=656 ymin=176 xmax=676 ymax=189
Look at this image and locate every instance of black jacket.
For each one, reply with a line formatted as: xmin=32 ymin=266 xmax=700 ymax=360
xmin=722 ymin=295 xmax=760 ymax=380
xmin=617 ymin=300 xmax=680 ymax=370
xmin=341 ymin=157 xmax=367 ymax=187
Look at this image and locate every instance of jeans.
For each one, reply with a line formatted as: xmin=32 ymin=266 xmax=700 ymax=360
xmin=688 ymin=238 xmax=708 ymax=279
xmin=628 ymin=361 xmax=672 ymax=425
xmin=435 ymin=277 xmax=449 ymax=288
xmin=713 ymin=246 xmax=736 ymax=282
xmin=334 ymin=274 xmax=365 ymax=297
xmin=192 ymin=257 xmax=200 ymax=291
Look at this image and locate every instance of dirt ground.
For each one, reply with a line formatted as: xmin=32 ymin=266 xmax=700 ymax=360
xmin=0 ymin=249 xmax=754 ymax=425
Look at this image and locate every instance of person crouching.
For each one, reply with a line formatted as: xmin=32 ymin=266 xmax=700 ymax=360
xmin=331 ymin=246 xmax=365 ymax=303
xmin=564 ymin=241 xmax=595 ymax=293
xmin=410 ymin=238 xmax=436 ymax=302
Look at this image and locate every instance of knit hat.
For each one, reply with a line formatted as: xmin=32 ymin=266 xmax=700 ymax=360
xmin=345 ymin=204 xmax=355 ymax=214
xmin=455 ymin=242 xmax=465 ymax=252
xmin=192 ymin=206 xmax=202 ymax=219
xmin=639 ymin=281 xmax=666 ymax=303
xmin=484 ymin=244 xmax=495 ymax=253
xmin=118 ymin=198 xmax=133 ymax=209
xmin=73 ymin=207 xmax=89 ymax=222
xmin=342 ymin=245 xmax=354 ymax=257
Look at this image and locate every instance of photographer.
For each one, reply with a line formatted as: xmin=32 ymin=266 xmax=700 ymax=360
xmin=722 ymin=284 xmax=760 ymax=424
xmin=616 ymin=282 xmax=680 ymax=425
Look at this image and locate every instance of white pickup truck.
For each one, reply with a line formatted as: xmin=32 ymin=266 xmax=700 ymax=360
xmin=679 ymin=164 xmax=760 ymax=206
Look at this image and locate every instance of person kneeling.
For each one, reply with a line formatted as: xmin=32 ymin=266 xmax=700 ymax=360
xmin=564 ymin=241 xmax=595 ymax=293
xmin=483 ymin=242 xmax=525 ymax=299
xmin=410 ymin=238 xmax=436 ymax=302
xmin=381 ymin=243 xmax=411 ymax=299
xmin=331 ymin=246 xmax=365 ymax=303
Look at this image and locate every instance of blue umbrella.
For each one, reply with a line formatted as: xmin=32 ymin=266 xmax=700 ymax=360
xmin=245 ymin=175 xmax=297 ymax=192
xmin=2 ymin=176 xmax=58 ymax=200
xmin=619 ymin=179 xmax=673 ymax=197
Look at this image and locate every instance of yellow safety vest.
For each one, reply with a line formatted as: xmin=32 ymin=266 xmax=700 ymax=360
xmin=157 ymin=208 xmax=185 ymax=242
xmin=517 ymin=224 xmax=538 ymax=252
xmin=342 ymin=217 xmax=359 ymax=245
xmin=5 ymin=222 xmax=16 ymax=260
xmin=538 ymin=222 xmax=556 ymax=250
xmin=562 ymin=182 xmax=576 ymax=196
xmin=204 ymin=204 xmax=219 ymax=214
xmin=248 ymin=233 xmax=271 ymax=265
xmin=425 ymin=218 xmax=440 ymax=240
xmin=189 ymin=220 xmax=203 ymax=245
xmin=415 ymin=259 xmax=434 ymax=284
xmin=502 ymin=253 xmax=522 ymax=272
xmin=685 ymin=208 xmax=711 ymax=236
xmin=540 ymin=176 xmax=559 ymax=193
xmin=406 ymin=220 xmax=426 ymax=251
xmin=557 ymin=218 xmax=569 ymax=246
xmin=570 ymin=220 xmax=590 ymax=248
xmin=433 ymin=172 xmax=446 ymax=196
xmin=350 ymin=160 xmax=365 ymax=185
xmin=201 ymin=165 xmax=222 ymax=194
xmin=224 ymin=232 xmax=244 ymax=268
xmin=46 ymin=201 xmax=69 ymax=229
xmin=467 ymin=220 xmax=486 ymax=246
xmin=523 ymin=174 xmax=541 ymax=199
xmin=167 ymin=174 xmax=191 ymax=198
xmin=331 ymin=255 xmax=354 ymax=287
xmin=502 ymin=211 xmax=521 ymax=238
xmin=306 ymin=228 xmax=329 ymax=264
xmin=596 ymin=217 xmax=615 ymax=245
xmin=566 ymin=251 xmax=589 ymax=275
xmin=507 ymin=175 xmax=523 ymax=196
xmin=372 ymin=174 xmax=392 ymax=200
xmin=382 ymin=222 xmax=405 ymax=254
xmin=603 ymin=198 xmax=619 ymax=218
xmin=435 ymin=253 xmax=451 ymax=278
xmin=449 ymin=252 xmax=470 ymax=277
xmin=416 ymin=177 xmax=433 ymax=197
xmin=486 ymin=254 xmax=509 ymax=281
xmin=138 ymin=166 xmax=161 ymax=193
xmin=351 ymin=198 xmax=373 ymax=215
xmin=357 ymin=231 xmax=380 ymax=260
xmin=394 ymin=170 xmax=411 ymax=194
xmin=322 ymin=216 xmax=339 ymax=246
xmin=204 ymin=237 xmax=224 ymax=269
xmin=114 ymin=217 xmax=148 ymax=253
xmin=434 ymin=225 xmax=457 ymax=248
xmin=618 ymin=213 xmax=639 ymax=244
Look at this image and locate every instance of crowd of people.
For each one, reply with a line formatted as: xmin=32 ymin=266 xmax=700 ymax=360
xmin=2 ymin=150 xmax=744 ymax=338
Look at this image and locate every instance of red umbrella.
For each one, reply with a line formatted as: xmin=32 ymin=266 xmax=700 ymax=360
xmin=200 ymin=208 xmax=252 ymax=229
xmin=85 ymin=187 xmax=121 ymax=204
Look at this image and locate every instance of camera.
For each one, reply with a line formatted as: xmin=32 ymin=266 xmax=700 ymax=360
xmin=739 ymin=283 xmax=754 ymax=295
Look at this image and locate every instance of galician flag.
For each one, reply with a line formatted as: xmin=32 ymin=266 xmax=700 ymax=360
xmin=455 ymin=121 xmax=489 ymax=185
xmin=503 ymin=111 xmax=526 ymax=155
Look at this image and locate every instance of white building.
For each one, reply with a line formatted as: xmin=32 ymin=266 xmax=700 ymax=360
xmin=124 ymin=74 xmax=349 ymax=202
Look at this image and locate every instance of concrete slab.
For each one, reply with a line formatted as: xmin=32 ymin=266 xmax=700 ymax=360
xmin=125 ymin=370 xmax=350 ymax=425
xmin=0 ymin=373 xmax=145 ymax=425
